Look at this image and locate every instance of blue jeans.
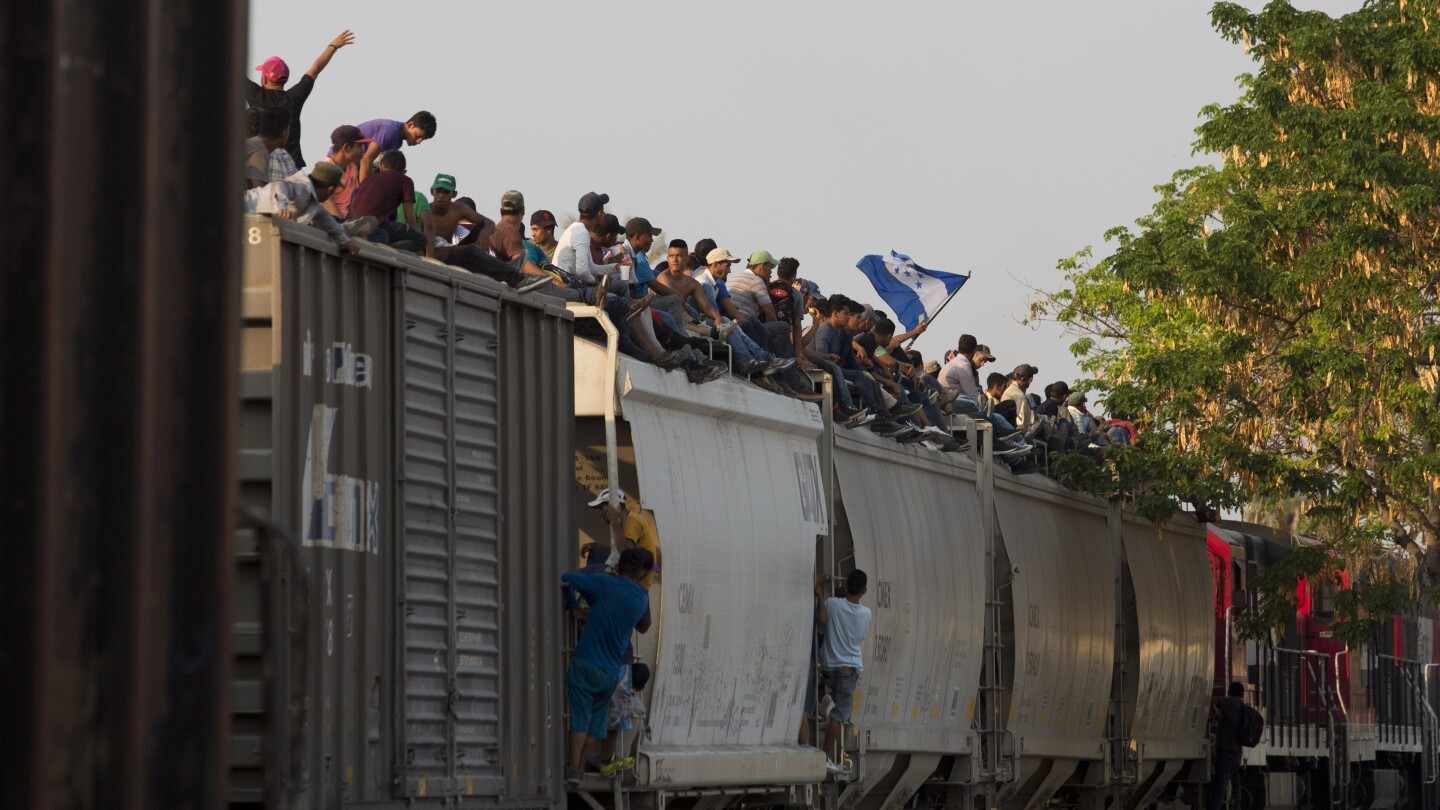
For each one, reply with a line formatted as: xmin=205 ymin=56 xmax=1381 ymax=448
xmin=809 ymin=357 xmax=856 ymax=410
xmin=368 ymin=218 xmax=426 ymax=253
xmin=725 ymin=325 xmax=770 ymax=369
xmin=841 ymin=368 xmax=885 ymax=413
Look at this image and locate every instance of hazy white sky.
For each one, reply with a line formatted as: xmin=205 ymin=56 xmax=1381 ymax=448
xmin=250 ymin=0 xmax=1363 ymax=402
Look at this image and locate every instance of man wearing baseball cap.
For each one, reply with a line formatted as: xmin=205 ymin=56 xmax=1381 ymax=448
xmin=1002 ymin=364 xmax=1040 ymax=429
xmin=426 ymin=174 xmax=551 ymax=294
xmin=555 ymin=192 xmax=626 ymax=297
xmin=246 ymin=30 xmax=355 ymax=168
xmin=529 ymin=210 xmax=560 ymax=263
xmin=492 ymin=190 xmax=551 ymax=279
xmin=243 ymin=161 xmax=360 ymax=255
xmin=318 ymin=124 xmax=373 ymax=222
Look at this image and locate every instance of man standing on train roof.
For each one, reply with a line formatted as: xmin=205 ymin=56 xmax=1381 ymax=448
xmin=815 ymin=569 xmax=872 ymax=776
xmin=246 ymin=29 xmax=356 ymax=168
xmin=561 ymin=548 xmax=652 ymax=784
xmin=1208 ymin=681 xmax=1249 ymax=810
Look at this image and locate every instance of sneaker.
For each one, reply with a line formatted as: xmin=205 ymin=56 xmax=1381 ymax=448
xmin=888 ymin=402 xmax=923 ymax=418
xmin=342 ymin=216 xmax=378 ymax=238
xmin=993 ymin=444 xmax=1030 ymax=457
xmin=763 ymin=357 xmax=796 ymax=375
xmin=896 ymin=428 xmax=931 ymax=444
xmin=738 ymin=359 xmax=769 ymax=377
xmin=592 ymin=283 xmax=608 ymax=309
xmin=940 ymin=439 xmax=965 ymax=452
xmin=515 ymin=274 xmax=554 ymax=295
xmin=626 ymin=291 xmax=655 ymax=320
xmin=790 ymin=387 xmax=825 ymax=403
xmin=867 ymin=420 xmax=907 ymax=436
xmin=936 ymin=388 xmax=961 ymax=407
xmin=599 ymin=756 xmax=635 ymax=778
xmin=716 ymin=320 xmax=739 ymax=340
xmin=688 ymin=363 xmax=727 ymax=384
xmin=847 ymin=411 xmax=877 ymax=428
xmin=654 ymin=350 xmax=686 ymax=371
xmin=565 ymin=767 xmax=585 ymax=786
xmin=825 ymin=758 xmax=846 ymax=775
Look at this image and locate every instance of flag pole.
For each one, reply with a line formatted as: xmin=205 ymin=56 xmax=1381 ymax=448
xmin=904 ymin=281 xmax=966 ymax=349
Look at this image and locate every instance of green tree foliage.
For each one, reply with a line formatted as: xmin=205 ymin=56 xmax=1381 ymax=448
xmin=1034 ymin=1 xmax=1440 ymax=640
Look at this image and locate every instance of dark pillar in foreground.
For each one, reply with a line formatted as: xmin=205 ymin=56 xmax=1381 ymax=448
xmin=0 ymin=0 xmax=245 ymax=808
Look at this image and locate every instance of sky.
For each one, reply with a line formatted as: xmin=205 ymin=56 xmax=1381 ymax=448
xmin=249 ymin=0 xmax=1365 ymax=405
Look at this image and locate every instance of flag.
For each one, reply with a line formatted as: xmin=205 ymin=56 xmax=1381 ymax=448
xmin=855 ymin=251 xmax=969 ymax=331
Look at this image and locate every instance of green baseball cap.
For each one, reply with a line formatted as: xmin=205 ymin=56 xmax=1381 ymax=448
xmin=432 ymin=173 xmax=457 ymax=191
xmin=747 ymin=250 xmax=778 ymax=267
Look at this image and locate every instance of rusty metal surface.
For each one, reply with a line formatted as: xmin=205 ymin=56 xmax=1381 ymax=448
xmin=235 ymin=217 xmax=572 ymax=808
xmin=0 ymin=0 xmax=245 ymax=808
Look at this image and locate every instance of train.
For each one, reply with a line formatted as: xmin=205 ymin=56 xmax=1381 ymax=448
xmin=230 ymin=217 xmax=1440 ymax=810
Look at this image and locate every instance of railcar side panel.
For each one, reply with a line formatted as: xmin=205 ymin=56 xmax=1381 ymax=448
xmin=834 ymin=431 xmax=987 ymax=756
xmin=620 ymin=361 xmax=828 ymax=788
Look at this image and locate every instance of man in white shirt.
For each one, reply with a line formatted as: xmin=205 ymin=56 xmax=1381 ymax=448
xmin=816 ymin=569 xmax=872 ymax=774
xmin=937 ymin=334 xmax=980 ymax=400
xmin=554 ymin=191 xmax=625 ymax=296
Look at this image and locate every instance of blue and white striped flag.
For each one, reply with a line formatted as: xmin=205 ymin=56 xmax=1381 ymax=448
xmin=855 ymin=251 xmax=969 ymax=331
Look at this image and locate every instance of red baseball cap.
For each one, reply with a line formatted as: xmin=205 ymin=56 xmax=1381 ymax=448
xmin=255 ymin=56 xmax=289 ymax=84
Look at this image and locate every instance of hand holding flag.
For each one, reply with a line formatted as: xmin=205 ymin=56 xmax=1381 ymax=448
xmin=855 ymin=251 xmax=968 ymax=331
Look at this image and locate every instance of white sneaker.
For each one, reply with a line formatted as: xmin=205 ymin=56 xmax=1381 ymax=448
xmin=825 ymin=758 xmax=845 ymax=775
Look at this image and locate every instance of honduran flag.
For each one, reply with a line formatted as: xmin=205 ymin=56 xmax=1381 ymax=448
xmin=855 ymin=251 xmax=969 ymax=331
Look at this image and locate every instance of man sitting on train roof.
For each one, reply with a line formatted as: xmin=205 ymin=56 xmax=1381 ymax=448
xmin=425 ymin=173 xmax=551 ymax=294
xmin=343 ymin=149 xmax=430 ymax=255
xmin=243 ymin=160 xmax=359 ymax=255
xmin=1002 ymin=364 xmax=1039 ymax=430
xmin=1034 ymin=380 xmax=1070 ymax=419
xmin=799 ymin=296 xmax=874 ymax=428
xmin=561 ymin=548 xmax=653 ymax=784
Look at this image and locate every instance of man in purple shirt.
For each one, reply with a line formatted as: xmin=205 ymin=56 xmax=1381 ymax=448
xmin=328 ymin=112 xmax=436 ymax=186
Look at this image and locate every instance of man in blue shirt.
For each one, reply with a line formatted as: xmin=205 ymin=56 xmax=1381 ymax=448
xmin=816 ymin=569 xmax=872 ymax=775
xmin=561 ymin=549 xmax=652 ymax=782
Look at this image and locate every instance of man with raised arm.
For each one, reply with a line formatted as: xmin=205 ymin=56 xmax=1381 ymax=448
xmin=246 ymin=30 xmax=355 ymax=168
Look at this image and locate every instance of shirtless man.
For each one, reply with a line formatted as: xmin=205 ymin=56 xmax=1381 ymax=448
xmin=653 ymin=240 xmax=795 ymax=379
xmin=428 ymin=173 xmax=549 ymax=294
xmin=654 ymin=240 xmax=725 ymax=335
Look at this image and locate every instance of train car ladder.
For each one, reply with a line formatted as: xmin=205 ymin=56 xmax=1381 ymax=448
xmin=1409 ymin=663 xmax=1439 ymax=786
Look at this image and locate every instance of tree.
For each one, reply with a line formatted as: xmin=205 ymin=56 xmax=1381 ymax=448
xmin=1033 ymin=1 xmax=1440 ymax=642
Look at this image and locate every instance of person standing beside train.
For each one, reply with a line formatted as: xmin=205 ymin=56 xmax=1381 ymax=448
xmin=1208 ymin=681 xmax=1248 ymax=810
xmin=816 ymin=569 xmax=872 ymax=776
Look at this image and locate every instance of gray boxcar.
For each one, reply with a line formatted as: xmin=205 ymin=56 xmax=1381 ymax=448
xmin=232 ymin=216 xmax=573 ymax=809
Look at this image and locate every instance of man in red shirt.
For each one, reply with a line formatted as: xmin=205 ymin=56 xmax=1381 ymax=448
xmin=345 ymin=150 xmax=431 ymax=255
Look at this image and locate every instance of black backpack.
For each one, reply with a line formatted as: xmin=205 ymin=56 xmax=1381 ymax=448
xmin=1237 ymin=703 xmax=1265 ymax=747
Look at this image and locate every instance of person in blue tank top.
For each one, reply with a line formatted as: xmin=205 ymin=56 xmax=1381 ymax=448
xmin=561 ymin=548 xmax=652 ymax=783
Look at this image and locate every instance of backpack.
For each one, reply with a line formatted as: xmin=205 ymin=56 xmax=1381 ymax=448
xmin=1238 ymin=704 xmax=1264 ymax=747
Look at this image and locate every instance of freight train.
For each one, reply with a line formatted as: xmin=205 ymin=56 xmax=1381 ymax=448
xmin=231 ymin=218 xmax=1440 ymax=810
